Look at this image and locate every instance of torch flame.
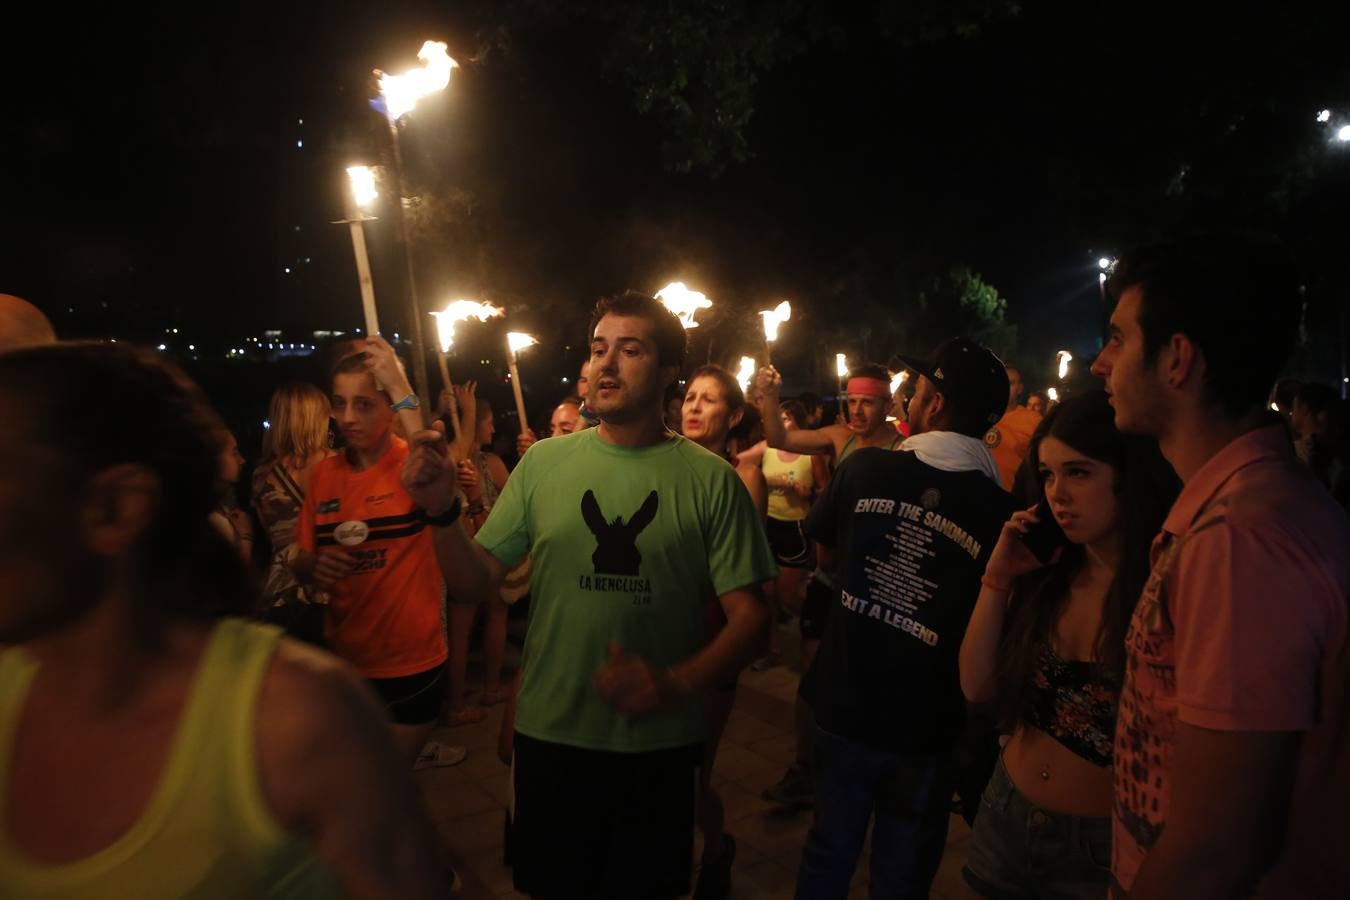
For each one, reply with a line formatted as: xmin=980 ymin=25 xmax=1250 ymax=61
xmin=1056 ymin=350 xmax=1073 ymax=380
xmin=346 ymin=166 xmax=379 ymax=209
xmin=377 ymin=40 xmax=458 ymax=122
xmin=835 ymin=353 xmax=848 ymax=378
xmin=890 ymin=370 xmax=909 ymax=395
xmin=655 ymin=282 xmax=713 ymax=329
xmin=736 ymin=356 xmax=757 ymax=394
xmin=507 ymin=332 xmax=538 ymax=356
xmin=1046 ymin=387 xmax=1060 ymax=403
xmin=430 ymin=300 xmax=504 ymax=352
xmin=759 ymin=301 xmax=792 ymax=343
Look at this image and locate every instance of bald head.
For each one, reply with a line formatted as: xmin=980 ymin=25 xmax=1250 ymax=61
xmin=0 ymin=295 xmax=56 ymax=353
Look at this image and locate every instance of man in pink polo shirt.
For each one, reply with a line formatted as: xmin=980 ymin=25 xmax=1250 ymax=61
xmin=1092 ymin=233 xmax=1350 ymax=898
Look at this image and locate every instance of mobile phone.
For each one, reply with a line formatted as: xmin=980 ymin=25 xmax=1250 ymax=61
xmin=1020 ymin=508 xmax=1066 ymax=564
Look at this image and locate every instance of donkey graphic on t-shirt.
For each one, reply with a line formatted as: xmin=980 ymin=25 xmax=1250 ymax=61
xmin=581 ymin=489 xmax=659 ymax=575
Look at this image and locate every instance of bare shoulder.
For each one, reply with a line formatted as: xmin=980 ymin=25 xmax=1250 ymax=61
xmin=737 ymin=440 xmax=767 ymax=465
xmin=482 ymin=451 xmax=511 ymax=485
xmin=735 ymin=457 xmax=764 ymax=484
xmin=259 ymin=639 xmax=387 ymax=745
xmin=254 ymin=639 xmax=392 ymax=831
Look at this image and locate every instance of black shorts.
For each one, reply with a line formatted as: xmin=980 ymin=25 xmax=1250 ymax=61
xmin=800 ymin=575 xmax=835 ymax=642
xmin=367 ymin=663 xmax=446 ymax=726
xmin=511 ymin=732 xmax=702 ymax=899
xmin=765 ymin=516 xmax=813 ymax=568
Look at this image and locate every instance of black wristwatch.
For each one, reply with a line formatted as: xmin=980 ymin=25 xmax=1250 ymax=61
xmin=422 ymin=495 xmax=463 ymax=527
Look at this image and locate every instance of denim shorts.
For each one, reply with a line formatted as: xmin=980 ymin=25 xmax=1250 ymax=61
xmin=961 ymin=754 xmax=1111 ymax=899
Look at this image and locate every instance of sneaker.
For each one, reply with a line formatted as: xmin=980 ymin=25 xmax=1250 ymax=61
xmin=750 ymin=650 xmax=782 ymax=672
xmin=693 ymin=833 xmax=736 ymax=900
xmin=762 ymin=765 xmax=814 ymax=808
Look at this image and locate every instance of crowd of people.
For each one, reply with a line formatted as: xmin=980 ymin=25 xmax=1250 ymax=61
xmin=0 ymin=228 xmax=1347 ymax=900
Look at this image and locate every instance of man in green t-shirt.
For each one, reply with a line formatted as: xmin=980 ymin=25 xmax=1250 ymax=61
xmin=402 ymin=291 xmax=776 ymax=900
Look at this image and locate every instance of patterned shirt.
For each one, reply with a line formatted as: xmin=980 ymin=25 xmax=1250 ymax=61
xmin=1110 ymin=425 xmax=1349 ymax=896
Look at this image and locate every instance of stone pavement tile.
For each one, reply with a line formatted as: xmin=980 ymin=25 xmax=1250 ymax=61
xmin=722 ymin=711 xmax=786 ymax=746
xmin=733 ymin=807 xmax=812 ymax=858
xmin=740 ymin=665 xmax=799 ymax=693
xmin=947 ymin=810 xmax=973 ymax=844
xmin=733 ymin=686 xmax=795 ymax=731
xmin=711 ymin=744 xmax=782 ymax=784
xmin=422 ymin=777 xmax=501 ymax=822
xmin=737 ymin=857 xmax=799 ymax=895
xmin=436 ymin=807 xmax=506 ymax=857
xmin=717 ymin=778 xmax=776 ymax=824
xmin=460 ymin=846 xmax=515 ymax=896
xmin=745 ymin=733 xmax=798 ymax=766
xmin=453 ymin=744 xmax=513 ymax=780
xmin=413 ymin=758 xmax=470 ymax=794
xmin=695 ymin=827 xmax=772 ymax=872
xmin=932 ymin=819 xmax=972 ymax=899
xmin=734 ymin=763 xmax=800 ymax=799
xmin=431 ymin=711 xmax=503 ymax=752
xmin=476 ymin=769 xmax=512 ymax=809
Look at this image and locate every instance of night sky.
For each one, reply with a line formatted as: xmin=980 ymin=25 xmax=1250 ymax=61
xmin=6 ymin=0 xmax=1349 ymax=435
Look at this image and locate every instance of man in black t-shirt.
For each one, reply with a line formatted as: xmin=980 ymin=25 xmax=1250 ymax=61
xmin=795 ymin=337 xmax=1016 ymax=900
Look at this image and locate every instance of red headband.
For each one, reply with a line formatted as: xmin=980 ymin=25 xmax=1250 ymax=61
xmin=846 ymin=377 xmax=891 ymax=398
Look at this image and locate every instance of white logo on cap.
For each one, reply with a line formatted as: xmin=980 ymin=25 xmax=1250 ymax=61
xmin=335 ymin=520 xmax=370 ymax=546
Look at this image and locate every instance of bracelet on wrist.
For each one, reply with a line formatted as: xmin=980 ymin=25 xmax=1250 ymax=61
xmin=981 ymin=574 xmax=1012 ymax=593
xmin=390 ymin=392 xmax=421 ymax=412
xmin=422 ymin=495 xmax=463 ymax=527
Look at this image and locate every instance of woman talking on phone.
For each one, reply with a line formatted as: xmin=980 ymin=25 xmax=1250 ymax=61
xmin=958 ymin=390 xmax=1178 ymax=898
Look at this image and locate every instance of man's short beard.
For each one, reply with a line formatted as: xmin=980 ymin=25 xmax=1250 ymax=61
xmin=595 ymin=387 xmax=661 ymax=426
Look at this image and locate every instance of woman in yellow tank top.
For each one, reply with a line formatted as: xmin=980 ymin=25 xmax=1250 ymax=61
xmin=0 ymin=343 xmax=451 ymax=899
xmin=755 ymin=401 xmax=819 ymax=646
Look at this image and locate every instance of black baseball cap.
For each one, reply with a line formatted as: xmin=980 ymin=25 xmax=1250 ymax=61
xmin=897 ymin=337 xmax=1009 ymax=431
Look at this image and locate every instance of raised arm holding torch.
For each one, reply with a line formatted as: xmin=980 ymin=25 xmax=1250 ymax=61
xmin=430 ymin=300 xmax=503 ymax=457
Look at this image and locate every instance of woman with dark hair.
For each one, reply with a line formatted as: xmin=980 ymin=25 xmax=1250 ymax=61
xmin=679 ymin=363 xmax=769 ymax=899
xmin=0 ymin=343 xmax=450 ymax=897
xmin=209 ymin=427 xmax=254 ymax=564
xmin=958 ymin=390 xmax=1179 ymax=898
xmin=682 ymin=364 xmax=767 ymax=515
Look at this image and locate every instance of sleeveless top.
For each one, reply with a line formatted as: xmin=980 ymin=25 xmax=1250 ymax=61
xmin=762 ymin=449 xmax=814 ymax=522
xmin=1023 ymin=642 xmax=1121 ymax=767
xmin=476 ymin=449 xmax=530 ymax=602
xmin=473 ymin=449 xmax=502 ymax=511
xmin=837 ymin=430 xmax=904 ymax=464
xmin=0 ymin=620 xmax=338 ymax=899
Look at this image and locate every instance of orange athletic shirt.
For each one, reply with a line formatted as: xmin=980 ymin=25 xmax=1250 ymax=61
xmin=297 ymin=437 xmax=448 ymax=678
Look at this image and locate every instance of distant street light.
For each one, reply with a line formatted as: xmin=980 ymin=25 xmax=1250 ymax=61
xmin=1317 ymin=109 xmax=1332 ymax=123
xmin=1097 ymin=256 xmax=1115 ymax=302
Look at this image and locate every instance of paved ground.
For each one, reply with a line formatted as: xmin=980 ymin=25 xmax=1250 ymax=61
xmin=415 ymin=619 xmax=972 ymax=899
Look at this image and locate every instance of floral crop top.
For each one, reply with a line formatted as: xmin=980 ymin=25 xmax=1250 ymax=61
xmin=1023 ymin=643 xmax=1121 ymax=767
